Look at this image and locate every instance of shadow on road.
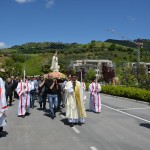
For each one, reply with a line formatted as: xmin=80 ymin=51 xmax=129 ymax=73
xmin=43 ymin=113 xmax=51 ymax=118
xmin=140 ymin=123 xmax=150 ymax=129
xmin=60 ymin=118 xmax=70 ymax=126
xmin=86 ymin=109 xmax=91 ymax=112
xmin=0 ymin=131 xmax=8 ymax=138
xmin=37 ymin=108 xmax=43 ymax=111
xmin=60 ymin=112 xmax=66 ymax=116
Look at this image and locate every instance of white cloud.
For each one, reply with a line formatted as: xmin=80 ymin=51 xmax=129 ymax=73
xmin=127 ymin=16 xmax=136 ymax=21
xmin=46 ymin=0 xmax=55 ymax=8
xmin=0 ymin=42 xmax=7 ymax=49
xmin=15 ymin=0 xmax=55 ymax=8
xmin=15 ymin=0 xmax=35 ymax=4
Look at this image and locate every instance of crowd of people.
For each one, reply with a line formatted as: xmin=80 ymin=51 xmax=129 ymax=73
xmin=0 ymin=74 xmax=102 ymax=136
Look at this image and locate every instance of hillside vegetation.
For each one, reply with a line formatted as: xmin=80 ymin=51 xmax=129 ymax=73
xmin=105 ymin=38 xmax=150 ymax=51
xmin=0 ymin=39 xmax=150 ymax=76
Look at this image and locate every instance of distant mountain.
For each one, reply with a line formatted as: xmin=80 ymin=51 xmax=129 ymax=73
xmin=105 ymin=39 xmax=150 ymax=51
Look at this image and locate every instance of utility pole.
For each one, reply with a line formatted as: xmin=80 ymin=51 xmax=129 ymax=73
xmin=136 ymin=42 xmax=143 ymax=85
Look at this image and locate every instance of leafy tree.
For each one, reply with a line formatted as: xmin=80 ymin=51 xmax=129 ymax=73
xmin=4 ymin=58 xmax=15 ymax=76
xmin=3 ymin=58 xmax=22 ymax=77
xmin=4 ymin=58 xmax=14 ymax=66
xmin=118 ymin=66 xmax=137 ymax=87
xmin=85 ymin=68 xmax=95 ymax=82
xmin=41 ymin=64 xmax=50 ymax=73
xmin=108 ymin=44 xmax=116 ymax=51
xmin=137 ymin=65 xmax=150 ymax=89
xmin=102 ymin=64 xmax=115 ymax=84
xmin=101 ymin=43 xmax=105 ymax=51
xmin=89 ymin=41 xmax=96 ymax=49
xmin=12 ymin=54 xmax=26 ymax=62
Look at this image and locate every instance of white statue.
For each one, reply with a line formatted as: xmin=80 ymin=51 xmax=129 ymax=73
xmin=50 ymin=51 xmax=60 ymax=72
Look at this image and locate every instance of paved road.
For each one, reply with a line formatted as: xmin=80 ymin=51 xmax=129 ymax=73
xmin=0 ymin=92 xmax=150 ymax=150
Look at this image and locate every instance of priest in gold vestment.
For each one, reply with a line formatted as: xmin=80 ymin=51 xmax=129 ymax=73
xmin=65 ymin=74 xmax=86 ymax=127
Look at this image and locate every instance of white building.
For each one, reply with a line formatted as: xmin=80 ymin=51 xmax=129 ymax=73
xmin=131 ymin=62 xmax=150 ymax=74
xmin=71 ymin=59 xmax=113 ymax=78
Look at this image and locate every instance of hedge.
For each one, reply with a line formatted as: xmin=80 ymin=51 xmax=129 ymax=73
xmin=101 ymin=85 xmax=150 ymax=102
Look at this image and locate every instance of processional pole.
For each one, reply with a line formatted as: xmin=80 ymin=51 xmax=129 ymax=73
xmin=23 ymin=68 xmax=26 ymax=82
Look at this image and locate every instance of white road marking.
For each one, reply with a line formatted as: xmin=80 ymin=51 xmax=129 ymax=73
xmin=90 ymin=146 xmax=98 ymax=150
xmin=72 ymin=126 xmax=80 ymax=133
xmin=60 ymin=114 xmax=80 ymax=133
xmin=118 ymin=107 xmax=150 ymax=111
xmin=102 ymin=104 xmax=150 ymax=123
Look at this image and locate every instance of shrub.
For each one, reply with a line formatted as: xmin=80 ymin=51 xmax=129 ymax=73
xmin=101 ymin=85 xmax=150 ymax=102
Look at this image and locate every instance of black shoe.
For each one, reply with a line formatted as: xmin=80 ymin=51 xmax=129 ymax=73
xmin=39 ymin=107 xmax=42 ymax=111
xmin=70 ymin=123 xmax=74 ymax=127
xmin=25 ymin=112 xmax=30 ymax=116
xmin=96 ymin=112 xmax=100 ymax=114
xmin=0 ymin=132 xmax=3 ymax=137
xmin=78 ymin=122 xmax=82 ymax=126
xmin=50 ymin=113 xmax=55 ymax=119
xmin=62 ymin=104 xmax=65 ymax=108
xmin=18 ymin=115 xmax=22 ymax=117
xmin=22 ymin=115 xmax=25 ymax=118
xmin=0 ymin=127 xmax=3 ymax=132
xmin=51 ymin=115 xmax=54 ymax=119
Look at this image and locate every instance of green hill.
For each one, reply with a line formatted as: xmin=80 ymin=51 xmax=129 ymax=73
xmin=105 ymin=39 xmax=150 ymax=51
xmin=0 ymin=40 xmax=150 ymax=76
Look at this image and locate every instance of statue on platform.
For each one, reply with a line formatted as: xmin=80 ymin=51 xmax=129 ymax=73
xmin=50 ymin=51 xmax=60 ymax=72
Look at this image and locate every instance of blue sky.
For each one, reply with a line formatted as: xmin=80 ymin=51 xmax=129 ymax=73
xmin=0 ymin=0 xmax=150 ymax=48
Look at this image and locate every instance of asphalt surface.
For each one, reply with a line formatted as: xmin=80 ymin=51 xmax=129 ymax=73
xmin=0 ymin=92 xmax=150 ymax=150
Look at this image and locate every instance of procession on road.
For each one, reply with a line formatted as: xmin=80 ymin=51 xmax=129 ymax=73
xmin=0 ymin=51 xmax=102 ymax=137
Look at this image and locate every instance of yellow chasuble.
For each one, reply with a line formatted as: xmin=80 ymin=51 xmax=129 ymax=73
xmin=65 ymin=80 xmax=86 ymax=120
xmin=75 ymin=81 xmax=86 ymax=118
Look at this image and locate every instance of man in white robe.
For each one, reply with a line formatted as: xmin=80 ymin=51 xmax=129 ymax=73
xmin=65 ymin=74 xmax=86 ymax=127
xmin=16 ymin=78 xmax=31 ymax=118
xmin=89 ymin=78 xmax=101 ymax=113
xmin=0 ymin=77 xmax=7 ymax=136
